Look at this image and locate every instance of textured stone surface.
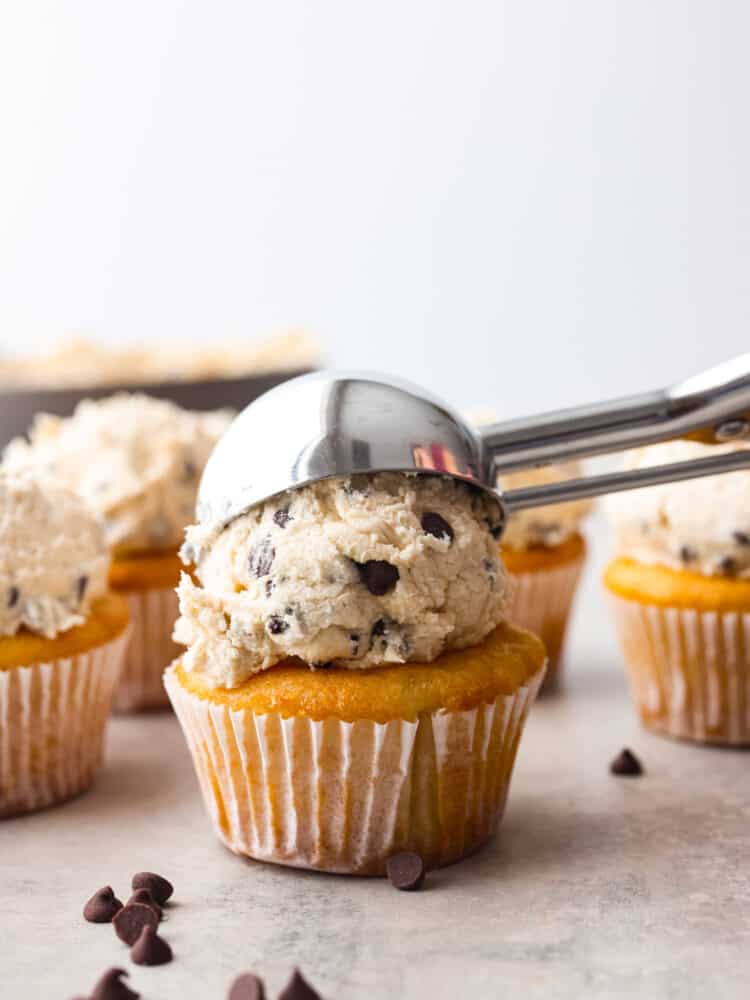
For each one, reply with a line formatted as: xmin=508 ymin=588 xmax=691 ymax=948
xmin=1 ymin=533 xmax=749 ymax=998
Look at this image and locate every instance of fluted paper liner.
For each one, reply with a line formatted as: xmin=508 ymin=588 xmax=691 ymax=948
xmin=505 ymin=555 xmax=584 ymax=692
xmin=0 ymin=628 xmax=130 ymax=817
xmin=607 ymin=594 xmax=750 ymax=746
xmin=113 ymin=586 xmax=180 ymax=713
xmin=165 ymin=662 xmax=545 ymax=875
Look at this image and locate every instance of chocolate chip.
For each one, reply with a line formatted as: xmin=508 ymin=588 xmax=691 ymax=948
xmin=278 ymin=969 xmax=321 ymax=1000
xmin=183 ymin=458 xmax=197 ymax=481
xmin=90 ymin=967 xmax=139 ymax=1000
xmin=733 ymin=530 xmax=750 ymax=546
xmin=489 ymin=523 xmax=504 ymax=539
xmin=719 ymin=556 xmax=738 ymax=575
xmin=609 ymin=748 xmax=643 ymax=777
xmin=83 ymin=886 xmax=123 ymax=923
xmin=127 ymin=888 xmax=162 ymax=921
xmin=356 ymin=560 xmax=399 ymax=596
xmin=113 ymin=903 xmax=159 ymax=946
xmin=386 ymin=851 xmax=426 ymax=891
xmin=267 ymin=615 xmax=289 ymax=635
xmin=679 ymin=545 xmax=697 ymax=563
xmin=248 ymin=536 xmax=275 ymax=578
xmin=228 ymin=972 xmax=266 ymax=1000
xmin=77 ymin=575 xmax=88 ymax=602
xmin=349 ymin=632 xmax=361 ymax=656
xmin=130 ymin=925 xmax=173 ymax=966
xmin=7 ymin=586 xmax=19 ymax=608
xmin=264 ymin=579 xmax=275 ymax=598
xmin=421 ymin=512 xmax=454 ymax=543
xmin=131 ymin=871 xmax=174 ymax=905
xmin=273 ymin=506 xmax=292 ymax=529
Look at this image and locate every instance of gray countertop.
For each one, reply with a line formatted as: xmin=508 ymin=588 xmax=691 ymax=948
xmin=3 ymin=527 xmax=749 ymax=999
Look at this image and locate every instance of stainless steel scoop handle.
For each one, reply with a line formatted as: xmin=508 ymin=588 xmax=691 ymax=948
xmin=482 ymin=353 xmax=750 ymax=510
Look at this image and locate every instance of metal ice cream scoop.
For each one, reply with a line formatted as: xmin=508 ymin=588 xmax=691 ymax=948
xmin=197 ymin=353 xmax=750 ymax=538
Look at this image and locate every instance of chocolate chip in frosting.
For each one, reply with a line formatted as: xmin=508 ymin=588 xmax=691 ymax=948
xmin=264 ymin=579 xmax=275 ymax=598
xmin=77 ymin=575 xmax=88 ymax=602
xmin=273 ymin=506 xmax=292 ymax=529
xmin=267 ymin=615 xmax=289 ymax=635
xmin=182 ymin=458 xmax=198 ymax=482
xmin=349 ymin=632 xmax=361 ymax=656
xmin=356 ymin=560 xmax=399 ymax=596
xmin=421 ymin=512 xmax=454 ymax=543
xmin=719 ymin=556 xmax=738 ymax=576
xmin=733 ymin=530 xmax=750 ymax=546
xmin=7 ymin=586 xmax=19 ymax=608
xmin=679 ymin=545 xmax=697 ymax=564
xmin=248 ymin=536 xmax=275 ymax=578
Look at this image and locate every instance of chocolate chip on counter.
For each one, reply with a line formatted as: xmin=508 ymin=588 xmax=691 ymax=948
xmin=679 ymin=545 xmax=697 ymax=564
xmin=77 ymin=576 xmax=89 ymax=602
xmin=420 ymin=512 xmax=454 ymax=543
xmin=90 ymin=967 xmax=140 ymax=1000
xmin=112 ymin=903 xmax=159 ymax=946
xmin=278 ymin=969 xmax=322 ymax=1000
xmin=733 ymin=530 xmax=750 ymax=546
xmin=267 ymin=615 xmax=289 ymax=635
xmin=356 ymin=560 xmax=399 ymax=596
xmin=127 ymin=888 xmax=162 ymax=921
xmin=609 ymin=748 xmax=643 ymax=777
xmin=130 ymin=925 xmax=173 ymax=966
xmin=7 ymin=586 xmax=19 ymax=608
xmin=83 ymin=886 xmax=123 ymax=924
xmin=273 ymin=506 xmax=292 ymax=529
xmin=248 ymin=536 xmax=275 ymax=578
xmin=131 ymin=871 xmax=174 ymax=906
xmin=228 ymin=972 xmax=266 ymax=1000
xmin=386 ymin=851 xmax=426 ymax=891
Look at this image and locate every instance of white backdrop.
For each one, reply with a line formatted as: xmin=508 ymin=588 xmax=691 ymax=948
xmin=1 ymin=1 xmax=748 ymax=420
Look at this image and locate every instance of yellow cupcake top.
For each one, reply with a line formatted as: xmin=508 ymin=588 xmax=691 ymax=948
xmin=4 ymin=393 xmax=232 ymax=557
xmin=0 ymin=471 xmax=109 ymax=638
xmin=607 ymin=440 xmax=750 ymax=578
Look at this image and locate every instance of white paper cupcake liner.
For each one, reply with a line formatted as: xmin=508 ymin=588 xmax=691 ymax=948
xmin=505 ymin=555 xmax=585 ymax=691
xmin=113 ymin=586 xmax=180 ymax=713
xmin=0 ymin=628 xmax=130 ymax=818
xmin=165 ymin=661 xmax=545 ymax=875
xmin=607 ymin=595 xmax=750 ymax=745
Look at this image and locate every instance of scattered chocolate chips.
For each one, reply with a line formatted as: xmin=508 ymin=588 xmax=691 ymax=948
xmin=386 ymin=851 xmax=426 ymax=891
xmin=131 ymin=871 xmax=174 ymax=906
xmin=679 ymin=545 xmax=697 ymax=564
xmin=127 ymin=888 xmax=162 ymax=921
xmin=7 ymin=586 xmax=19 ymax=608
xmin=610 ymin=748 xmax=643 ymax=777
xmin=278 ymin=969 xmax=321 ymax=1000
xmin=733 ymin=530 xmax=750 ymax=546
xmin=90 ymin=967 xmax=139 ymax=1000
xmin=83 ymin=886 xmax=123 ymax=924
xmin=248 ymin=536 xmax=275 ymax=578
xmin=130 ymin=925 xmax=173 ymax=966
xmin=267 ymin=615 xmax=289 ymax=635
xmin=77 ymin=575 xmax=89 ymax=602
xmin=113 ymin=903 xmax=159 ymax=946
xmin=273 ymin=506 xmax=292 ymax=529
xmin=356 ymin=560 xmax=399 ymax=596
xmin=421 ymin=511 xmax=454 ymax=543
xmin=228 ymin=972 xmax=266 ymax=1000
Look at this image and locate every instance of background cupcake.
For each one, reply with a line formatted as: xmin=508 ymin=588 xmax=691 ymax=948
xmin=4 ymin=394 xmax=231 ymax=712
xmin=0 ymin=472 xmax=129 ymax=817
xmin=605 ymin=439 xmax=750 ymax=745
xmin=166 ymin=473 xmax=546 ymax=875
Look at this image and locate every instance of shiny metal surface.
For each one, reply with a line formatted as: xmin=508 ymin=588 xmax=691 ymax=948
xmin=198 ymin=355 xmax=750 ymax=535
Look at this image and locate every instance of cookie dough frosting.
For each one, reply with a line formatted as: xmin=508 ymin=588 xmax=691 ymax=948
xmin=4 ymin=394 xmax=232 ymax=556
xmin=608 ymin=440 xmax=750 ymax=578
xmin=175 ymin=474 xmax=509 ymax=686
xmin=0 ymin=472 xmax=109 ymax=638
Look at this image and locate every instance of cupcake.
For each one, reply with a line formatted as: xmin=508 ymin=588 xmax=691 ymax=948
xmin=497 ymin=465 xmax=591 ymax=691
xmin=604 ymin=440 xmax=750 ymax=745
xmin=4 ymin=394 xmax=231 ymax=712
xmin=0 ymin=472 xmax=129 ymax=817
xmin=165 ymin=474 xmax=546 ymax=875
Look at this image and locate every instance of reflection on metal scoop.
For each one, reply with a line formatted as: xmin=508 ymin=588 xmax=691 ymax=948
xmin=198 ymin=354 xmax=750 ymax=540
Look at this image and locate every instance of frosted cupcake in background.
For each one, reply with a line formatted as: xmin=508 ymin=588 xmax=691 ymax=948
xmin=467 ymin=411 xmax=592 ymax=691
xmin=166 ymin=473 xmax=546 ymax=875
xmin=604 ymin=439 xmax=750 ymax=746
xmin=0 ymin=472 xmax=129 ymax=816
xmin=4 ymin=394 xmax=232 ymax=712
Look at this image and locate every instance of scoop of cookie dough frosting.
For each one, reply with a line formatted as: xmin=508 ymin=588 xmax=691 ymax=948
xmin=607 ymin=440 xmax=750 ymax=577
xmin=174 ymin=474 xmax=509 ymax=686
xmin=3 ymin=394 xmax=232 ymax=556
xmin=0 ymin=472 xmax=109 ymax=638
